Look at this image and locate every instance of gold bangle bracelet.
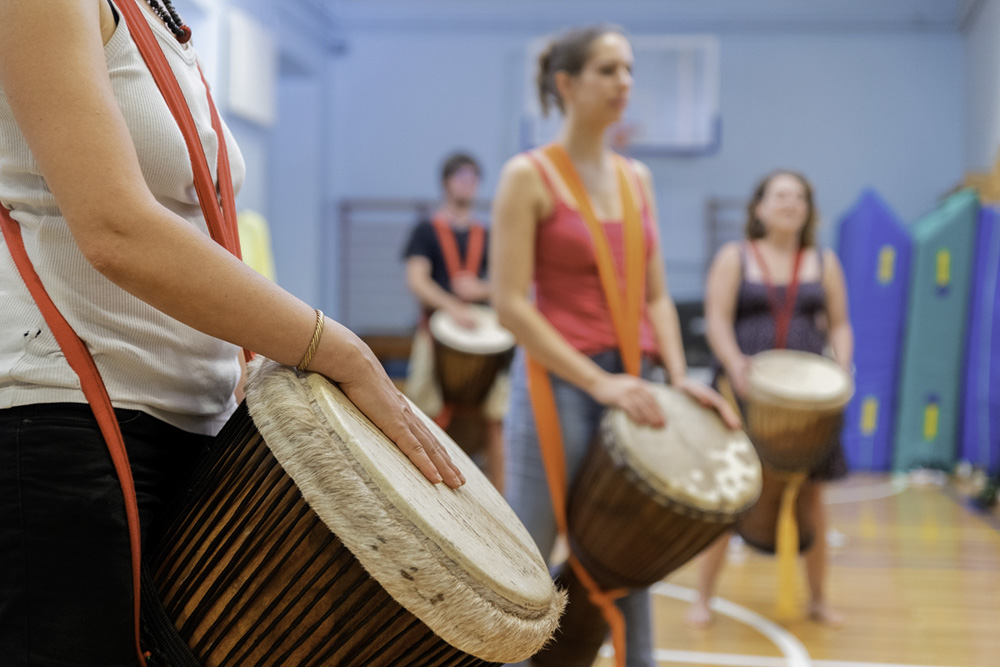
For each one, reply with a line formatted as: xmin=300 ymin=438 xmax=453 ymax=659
xmin=296 ymin=309 xmax=325 ymax=372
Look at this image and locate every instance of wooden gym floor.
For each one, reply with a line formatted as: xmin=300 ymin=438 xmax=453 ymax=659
xmin=592 ymin=473 xmax=1000 ymax=667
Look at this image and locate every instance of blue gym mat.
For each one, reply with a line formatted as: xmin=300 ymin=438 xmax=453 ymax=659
xmin=961 ymin=206 xmax=1000 ymax=475
xmin=837 ymin=189 xmax=912 ymax=470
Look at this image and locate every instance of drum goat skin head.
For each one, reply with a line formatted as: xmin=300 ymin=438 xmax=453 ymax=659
xmin=238 ymin=358 xmax=565 ymax=664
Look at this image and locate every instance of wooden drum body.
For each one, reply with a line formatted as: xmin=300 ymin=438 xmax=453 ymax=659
xmin=736 ymin=467 xmax=816 ymax=554
xmin=149 ymin=359 xmax=563 ymax=667
xmin=429 ymin=305 xmax=515 ymax=406
xmin=567 ymin=383 xmax=762 ymax=590
xmin=745 ymin=350 xmax=854 ymax=472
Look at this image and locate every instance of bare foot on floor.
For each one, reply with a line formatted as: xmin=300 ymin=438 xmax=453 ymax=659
xmin=808 ymin=601 xmax=845 ymax=628
xmin=685 ymin=601 xmax=713 ymax=628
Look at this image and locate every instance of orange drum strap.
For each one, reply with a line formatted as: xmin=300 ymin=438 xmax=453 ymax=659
xmin=430 ymin=217 xmax=485 ymax=429
xmin=0 ymin=212 xmax=147 ymax=667
xmin=432 ymin=216 xmax=486 ymax=282
xmin=541 ymin=144 xmax=644 ymax=376
xmin=525 ymin=144 xmax=648 ymax=667
xmin=118 ymin=0 xmax=252 ymax=364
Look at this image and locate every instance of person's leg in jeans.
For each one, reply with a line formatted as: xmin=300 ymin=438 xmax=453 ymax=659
xmin=504 ymin=350 xmax=656 ymax=667
xmin=0 ymin=404 xmax=206 ymax=667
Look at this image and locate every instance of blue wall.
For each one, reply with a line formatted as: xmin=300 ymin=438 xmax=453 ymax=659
xmin=965 ymin=0 xmax=1000 ymax=172
xmin=326 ymin=26 xmax=964 ymax=313
xmin=175 ymin=0 xmax=335 ymax=307
xmin=175 ymin=1 xmax=972 ymax=332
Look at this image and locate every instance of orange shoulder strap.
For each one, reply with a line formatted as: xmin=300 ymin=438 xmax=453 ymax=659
xmin=1 ymin=3 xmax=250 ymax=664
xmin=525 ymin=356 xmax=629 ymax=667
xmin=432 ymin=215 xmax=485 ymax=281
xmin=523 ymin=145 xmax=649 ymax=667
xmin=1 ymin=210 xmax=147 ymax=666
xmin=541 ymin=144 xmax=645 ymax=375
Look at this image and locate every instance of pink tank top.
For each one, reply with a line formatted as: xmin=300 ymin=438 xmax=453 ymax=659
xmin=527 ymin=152 xmax=660 ymax=357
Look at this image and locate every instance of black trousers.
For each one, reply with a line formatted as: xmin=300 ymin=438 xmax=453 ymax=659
xmin=0 ymin=403 xmax=209 ymax=667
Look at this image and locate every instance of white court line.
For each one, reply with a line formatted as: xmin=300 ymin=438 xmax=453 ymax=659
xmin=651 ymin=582 xmax=812 ymax=667
xmin=824 ymin=477 xmax=907 ymax=505
xmin=592 ymin=583 xmax=956 ymax=667
xmin=599 ymin=649 xmax=960 ymax=667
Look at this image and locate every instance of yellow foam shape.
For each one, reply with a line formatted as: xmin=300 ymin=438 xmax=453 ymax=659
xmin=877 ymin=246 xmax=896 ymax=284
xmin=861 ymin=396 xmax=879 ymax=436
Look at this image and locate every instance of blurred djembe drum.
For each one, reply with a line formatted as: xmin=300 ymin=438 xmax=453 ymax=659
xmin=744 ymin=350 xmax=854 ymax=472
xmin=428 ymin=304 xmax=515 ymax=408
xmin=736 ymin=350 xmax=854 ymax=553
xmin=428 ymin=305 xmax=515 ymax=457
xmin=147 ymin=358 xmax=564 ymax=666
xmin=533 ymin=382 xmax=762 ymax=667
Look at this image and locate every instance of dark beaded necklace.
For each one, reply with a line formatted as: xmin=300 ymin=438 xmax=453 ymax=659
xmin=144 ymin=0 xmax=192 ymax=44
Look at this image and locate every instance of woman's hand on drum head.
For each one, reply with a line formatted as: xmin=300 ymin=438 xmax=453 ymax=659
xmin=340 ymin=374 xmax=466 ymax=488
xmin=590 ymin=373 xmax=666 ymax=428
xmin=451 ymin=273 xmax=489 ymax=304
xmin=675 ymin=377 xmax=743 ymax=431
xmin=445 ymin=301 xmax=478 ymax=330
xmin=321 ymin=329 xmax=465 ymax=489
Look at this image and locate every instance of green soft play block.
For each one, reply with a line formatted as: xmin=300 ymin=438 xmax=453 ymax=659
xmin=893 ymin=190 xmax=979 ymax=471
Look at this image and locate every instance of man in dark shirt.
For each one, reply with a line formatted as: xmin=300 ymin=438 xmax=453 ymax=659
xmin=402 ymin=153 xmax=508 ymax=490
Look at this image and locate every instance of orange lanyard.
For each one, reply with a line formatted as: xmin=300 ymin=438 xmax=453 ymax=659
xmin=748 ymin=241 xmax=803 ymax=349
xmin=431 ymin=215 xmax=485 ymax=283
xmin=525 ymin=143 xmax=647 ymax=667
xmin=540 ymin=144 xmax=645 ymax=375
xmin=1 ymin=4 xmax=245 ymax=665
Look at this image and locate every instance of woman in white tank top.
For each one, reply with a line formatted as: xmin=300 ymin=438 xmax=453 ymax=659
xmin=0 ymin=2 xmax=464 ymax=664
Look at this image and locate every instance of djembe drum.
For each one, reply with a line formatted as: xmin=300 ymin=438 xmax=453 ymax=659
xmin=148 ymin=358 xmax=564 ymax=666
xmin=568 ymin=382 xmax=762 ymax=591
xmin=428 ymin=304 xmax=515 ymax=406
xmin=532 ymin=382 xmax=761 ymax=667
xmin=743 ymin=350 xmax=854 ymax=472
xmin=736 ymin=350 xmax=853 ymax=553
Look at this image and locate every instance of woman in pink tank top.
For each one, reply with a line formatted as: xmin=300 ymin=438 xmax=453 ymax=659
xmin=491 ymin=25 xmax=738 ymax=667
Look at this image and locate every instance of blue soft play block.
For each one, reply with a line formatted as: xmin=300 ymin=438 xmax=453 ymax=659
xmin=961 ymin=206 xmax=1000 ymax=475
xmin=837 ymin=189 xmax=911 ymax=470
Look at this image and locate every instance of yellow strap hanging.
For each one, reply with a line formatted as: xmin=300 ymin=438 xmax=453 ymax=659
xmin=775 ymin=472 xmax=807 ymax=620
xmin=719 ymin=376 xmax=803 ymax=621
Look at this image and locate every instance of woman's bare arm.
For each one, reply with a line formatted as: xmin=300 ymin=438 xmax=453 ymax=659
xmin=635 ymin=164 xmax=739 ymax=428
xmin=491 ymin=154 xmax=663 ymax=426
xmin=632 ymin=162 xmax=686 ymax=383
xmin=705 ymin=242 xmax=751 ymax=402
xmin=821 ymin=249 xmax=854 ymax=371
xmin=0 ymin=0 xmax=463 ymax=488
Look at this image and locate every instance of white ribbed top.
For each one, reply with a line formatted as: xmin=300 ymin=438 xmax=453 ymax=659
xmin=0 ymin=3 xmax=246 ymax=435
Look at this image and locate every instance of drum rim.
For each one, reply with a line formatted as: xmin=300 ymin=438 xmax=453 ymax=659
xmin=748 ymin=350 xmax=855 ymax=410
xmin=428 ymin=304 xmax=516 ymax=355
xmin=244 ymin=358 xmax=564 ymax=663
xmin=600 ymin=384 xmax=763 ymax=520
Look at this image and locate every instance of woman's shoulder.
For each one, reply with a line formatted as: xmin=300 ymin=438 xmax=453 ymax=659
xmin=497 ymin=152 xmax=552 ymax=203
xmin=713 ymin=241 xmax=745 ymax=265
xmin=501 ymin=151 xmax=544 ymax=180
xmin=626 ymin=157 xmax=652 ymax=180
